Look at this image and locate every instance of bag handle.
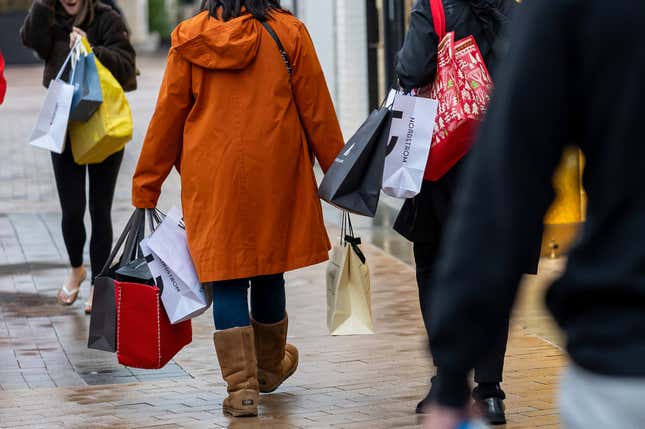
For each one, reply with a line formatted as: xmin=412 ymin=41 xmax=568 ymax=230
xmin=55 ymin=37 xmax=82 ymax=82
xmin=340 ymin=211 xmax=366 ymax=264
xmin=429 ymin=0 xmax=447 ymax=40
xmin=258 ymin=20 xmax=293 ymax=76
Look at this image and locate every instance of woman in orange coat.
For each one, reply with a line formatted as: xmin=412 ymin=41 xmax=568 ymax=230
xmin=132 ymin=0 xmax=344 ymax=417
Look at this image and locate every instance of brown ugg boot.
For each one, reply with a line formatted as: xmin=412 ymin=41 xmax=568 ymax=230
xmin=252 ymin=315 xmax=299 ymax=393
xmin=213 ymin=326 xmax=260 ymax=417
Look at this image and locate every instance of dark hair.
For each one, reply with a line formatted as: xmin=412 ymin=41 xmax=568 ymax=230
xmin=200 ymin=0 xmax=282 ymax=22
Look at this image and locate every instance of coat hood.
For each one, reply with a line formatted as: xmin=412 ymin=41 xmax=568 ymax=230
xmin=171 ymin=11 xmax=262 ymax=70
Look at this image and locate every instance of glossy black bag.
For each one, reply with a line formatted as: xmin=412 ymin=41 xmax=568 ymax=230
xmin=318 ymin=108 xmax=391 ymax=217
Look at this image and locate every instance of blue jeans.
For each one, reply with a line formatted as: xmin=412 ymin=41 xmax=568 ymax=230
xmin=210 ymin=273 xmax=286 ymax=330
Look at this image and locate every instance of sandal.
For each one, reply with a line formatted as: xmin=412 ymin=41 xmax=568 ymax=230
xmin=57 ymin=270 xmax=87 ymax=306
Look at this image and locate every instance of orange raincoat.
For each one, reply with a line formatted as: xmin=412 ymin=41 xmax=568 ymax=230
xmin=132 ymin=10 xmax=344 ymax=282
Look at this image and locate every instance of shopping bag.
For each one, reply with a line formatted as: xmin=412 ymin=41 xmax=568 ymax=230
xmin=88 ymin=209 xmax=143 ymax=352
xmin=319 ymin=107 xmax=391 ymax=217
xmin=326 ymin=213 xmax=374 ymax=335
xmin=28 ymin=45 xmax=76 ymax=154
xmin=382 ymin=90 xmax=438 ymax=198
xmin=69 ymin=48 xmax=103 ymax=122
xmin=0 ymin=50 xmax=6 ymax=105
xmin=416 ymin=0 xmax=494 ymax=181
xmin=143 ymin=206 xmax=212 ymax=324
xmin=115 ymin=280 xmax=192 ymax=369
xmin=69 ymin=38 xmax=132 ymax=164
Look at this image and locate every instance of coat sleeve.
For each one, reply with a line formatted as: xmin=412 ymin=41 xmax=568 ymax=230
xmin=92 ymin=11 xmax=137 ymax=91
xmin=20 ymin=0 xmax=57 ymax=61
xmin=291 ymin=23 xmax=344 ymax=173
xmin=427 ymin=1 xmax=575 ymax=408
xmin=132 ymin=50 xmax=192 ymax=209
xmin=396 ymin=0 xmax=440 ymax=92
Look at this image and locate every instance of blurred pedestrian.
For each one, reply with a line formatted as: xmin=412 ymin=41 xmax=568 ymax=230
xmin=132 ymin=0 xmax=344 ymax=418
xmin=423 ymin=1 xmax=645 ymax=428
xmin=0 ymin=50 xmax=6 ymax=105
xmin=101 ymin=0 xmax=123 ymax=16
xmin=21 ymin=0 xmax=136 ymax=313
xmin=393 ymin=0 xmax=522 ymax=424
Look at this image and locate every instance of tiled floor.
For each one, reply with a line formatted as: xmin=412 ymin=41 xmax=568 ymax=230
xmin=0 ymin=59 xmax=567 ymax=428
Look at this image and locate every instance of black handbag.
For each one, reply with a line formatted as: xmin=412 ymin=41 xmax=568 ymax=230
xmin=318 ymin=108 xmax=391 ymax=217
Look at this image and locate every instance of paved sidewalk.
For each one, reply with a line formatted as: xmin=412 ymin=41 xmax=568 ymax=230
xmin=0 ymin=57 xmax=565 ymax=428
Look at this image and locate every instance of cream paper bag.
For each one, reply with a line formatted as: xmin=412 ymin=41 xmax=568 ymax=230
xmin=326 ymin=213 xmax=374 ymax=335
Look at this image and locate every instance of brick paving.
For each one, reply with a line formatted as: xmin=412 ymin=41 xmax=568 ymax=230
xmin=0 ymin=57 xmax=566 ymax=428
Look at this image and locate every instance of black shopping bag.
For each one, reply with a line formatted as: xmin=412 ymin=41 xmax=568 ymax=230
xmin=319 ymin=107 xmax=392 ymax=217
xmin=70 ymin=53 xmax=103 ymax=122
xmin=88 ymin=209 xmax=146 ymax=352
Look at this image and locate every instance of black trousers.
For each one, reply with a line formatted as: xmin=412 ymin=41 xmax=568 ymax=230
xmin=51 ymin=144 xmax=124 ymax=283
xmin=414 ymin=243 xmax=508 ymax=384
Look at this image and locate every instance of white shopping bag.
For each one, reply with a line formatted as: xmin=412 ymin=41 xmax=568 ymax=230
xmin=28 ymin=43 xmax=78 ymax=154
xmin=382 ymin=90 xmax=439 ymax=199
xmin=143 ymin=207 xmax=211 ymax=324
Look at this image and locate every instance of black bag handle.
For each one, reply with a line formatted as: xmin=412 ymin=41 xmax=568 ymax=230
xmin=97 ymin=208 xmax=163 ymax=278
xmin=259 ymin=20 xmax=293 ymax=76
xmin=341 ymin=211 xmax=366 ymax=264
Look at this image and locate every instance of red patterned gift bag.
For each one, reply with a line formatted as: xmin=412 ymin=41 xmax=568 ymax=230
xmin=417 ymin=0 xmax=494 ymax=181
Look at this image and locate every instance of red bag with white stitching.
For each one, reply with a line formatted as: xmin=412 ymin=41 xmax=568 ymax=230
xmin=417 ymin=0 xmax=494 ymax=181
xmin=115 ymin=280 xmax=192 ymax=369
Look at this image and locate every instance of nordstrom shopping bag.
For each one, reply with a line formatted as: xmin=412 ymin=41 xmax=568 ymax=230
xmin=70 ymin=47 xmax=103 ymax=122
xmin=382 ymin=91 xmax=438 ymax=199
xmin=144 ymin=207 xmax=211 ymax=324
xmin=319 ymin=108 xmax=391 ymax=217
xmin=28 ymin=45 xmax=77 ymax=154
xmin=326 ymin=213 xmax=374 ymax=335
xmin=69 ymin=38 xmax=132 ymax=164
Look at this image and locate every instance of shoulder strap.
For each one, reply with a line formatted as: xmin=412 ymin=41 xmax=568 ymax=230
xmin=259 ymin=20 xmax=293 ymax=76
xmin=429 ymin=0 xmax=447 ymax=40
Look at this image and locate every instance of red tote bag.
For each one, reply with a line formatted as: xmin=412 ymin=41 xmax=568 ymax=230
xmin=115 ymin=280 xmax=192 ymax=369
xmin=417 ymin=0 xmax=494 ymax=181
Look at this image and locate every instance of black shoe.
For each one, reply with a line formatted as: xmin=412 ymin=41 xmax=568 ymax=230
xmin=475 ymin=397 xmax=506 ymax=426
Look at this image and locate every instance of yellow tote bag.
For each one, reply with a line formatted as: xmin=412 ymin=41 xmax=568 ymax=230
xmin=69 ymin=38 xmax=133 ymax=164
xmin=326 ymin=214 xmax=375 ymax=336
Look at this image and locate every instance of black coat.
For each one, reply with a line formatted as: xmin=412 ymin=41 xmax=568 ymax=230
xmin=20 ymin=0 xmax=136 ymax=91
xmin=393 ymin=0 xmax=518 ymax=247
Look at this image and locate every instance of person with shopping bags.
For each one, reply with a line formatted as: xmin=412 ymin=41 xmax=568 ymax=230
xmin=393 ymin=0 xmax=527 ymax=424
xmin=21 ymin=0 xmax=136 ymax=313
xmin=132 ymin=0 xmax=344 ymax=418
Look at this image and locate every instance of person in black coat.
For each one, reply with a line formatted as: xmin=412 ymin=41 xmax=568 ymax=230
xmin=393 ymin=0 xmax=522 ymax=424
xmin=424 ymin=1 xmax=645 ymax=428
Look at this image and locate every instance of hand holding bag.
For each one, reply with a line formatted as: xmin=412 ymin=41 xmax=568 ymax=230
xmin=417 ymin=0 xmax=494 ymax=181
xmin=326 ymin=212 xmax=375 ymax=335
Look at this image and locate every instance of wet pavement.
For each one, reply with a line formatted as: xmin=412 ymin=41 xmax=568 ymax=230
xmin=0 ymin=56 xmax=565 ymax=428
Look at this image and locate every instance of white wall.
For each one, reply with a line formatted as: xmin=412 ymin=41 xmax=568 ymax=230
xmin=295 ymin=0 xmax=369 ymax=138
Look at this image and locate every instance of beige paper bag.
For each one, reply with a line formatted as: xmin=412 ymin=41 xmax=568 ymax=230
xmin=326 ymin=217 xmax=375 ymax=336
